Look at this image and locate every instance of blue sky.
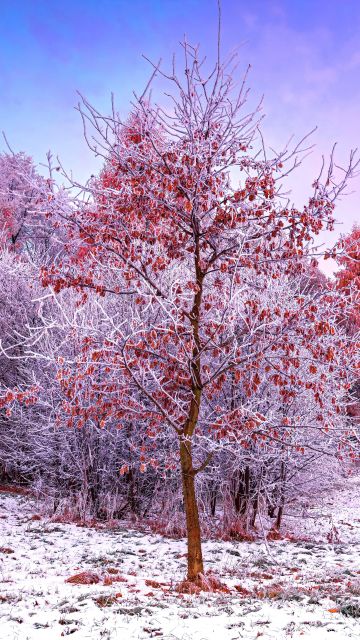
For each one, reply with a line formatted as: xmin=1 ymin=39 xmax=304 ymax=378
xmin=1 ymin=0 xmax=359 ymax=258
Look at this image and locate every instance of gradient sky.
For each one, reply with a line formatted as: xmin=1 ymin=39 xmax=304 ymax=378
xmin=1 ymin=0 xmax=359 ymax=268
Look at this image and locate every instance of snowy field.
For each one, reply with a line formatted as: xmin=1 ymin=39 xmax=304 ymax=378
xmin=0 ymin=477 xmax=359 ymax=640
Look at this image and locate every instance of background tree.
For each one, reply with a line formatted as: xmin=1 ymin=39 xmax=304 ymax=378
xmin=0 ymin=151 xmax=57 ymax=258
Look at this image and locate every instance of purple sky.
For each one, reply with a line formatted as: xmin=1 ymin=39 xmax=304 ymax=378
xmin=1 ymin=0 xmax=359 ymax=269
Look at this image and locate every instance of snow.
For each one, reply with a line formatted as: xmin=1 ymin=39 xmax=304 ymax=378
xmin=0 ymin=478 xmax=359 ymax=639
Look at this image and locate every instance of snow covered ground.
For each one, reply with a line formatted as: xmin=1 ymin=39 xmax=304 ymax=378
xmin=0 ymin=477 xmax=359 ymax=640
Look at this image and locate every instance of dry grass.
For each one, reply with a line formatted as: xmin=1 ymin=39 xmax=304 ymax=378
xmin=145 ymin=579 xmax=166 ymax=589
xmin=0 ymin=484 xmax=30 ymax=496
xmin=219 ymin=519 xmax=256 ymax=542
xmin=103 ymin=574 xmax=128 ymax=586
xmin=234 ymin=585 xmax=253 ymax=596
xmin=146 ymin=516 xmax=186 ymax=540
xmin=176 ymin=573 xmax=230 ymax=594
xmin=65 ymin=571 xmax=100 ymax=585
xmin=94 ymin=594 xmax=120 ymax=607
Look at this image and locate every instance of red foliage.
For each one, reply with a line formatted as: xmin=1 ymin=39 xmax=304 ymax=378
xmin=336 ymin=225 xmax=360 ymax=333
xmin=65 ymin=571 xmax=100 ymax=585
xmin=39 ymin=100 xmax=350 ymax=452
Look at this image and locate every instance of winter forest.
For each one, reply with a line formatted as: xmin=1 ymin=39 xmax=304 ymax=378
xmin=0 ymin=2 xmax=359 ymax=639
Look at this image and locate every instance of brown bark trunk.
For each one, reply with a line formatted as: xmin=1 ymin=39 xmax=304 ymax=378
xmin=276 ymin=504 xmax=284 ymax=530
xmin=178 ymin=225 xmax=205 ymax=581
xmin=180 ymin=438 xmax=204 ymax=580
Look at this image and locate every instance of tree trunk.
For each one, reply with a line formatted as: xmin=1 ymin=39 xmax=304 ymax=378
xmin=251 ymin=492 xmax=259 ymax=528
xmin=275 ymin=461 xmax=286 ymax=530
xmin=233 ymin=466 xmax=250 ymax=516
xmin=208 ymin=480 xmax=217 ymax=517
xmin=178 ymin=230 xmax=205 ymax=581
xmin=180 ymin=438 xmax=204 ymax=580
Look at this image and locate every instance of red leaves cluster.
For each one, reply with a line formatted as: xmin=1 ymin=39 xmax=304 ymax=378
xmin=25 ymin=108 xmax=357 ymax=472
xmin=65 ymin=571 xmax=100 ymax=585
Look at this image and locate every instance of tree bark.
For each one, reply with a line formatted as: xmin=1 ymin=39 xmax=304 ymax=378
xmin=178 ymin=223 xmax=205 ymax=581
xmin=180 ymin=437 xmax=204 ymax=580
xmin=233 ymin=466 xmax=250 ymax=516
xmin=275 ymin=461 xmax=286 ymax=530
xmin=209 ymin=480 xmax=218 ymax=517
